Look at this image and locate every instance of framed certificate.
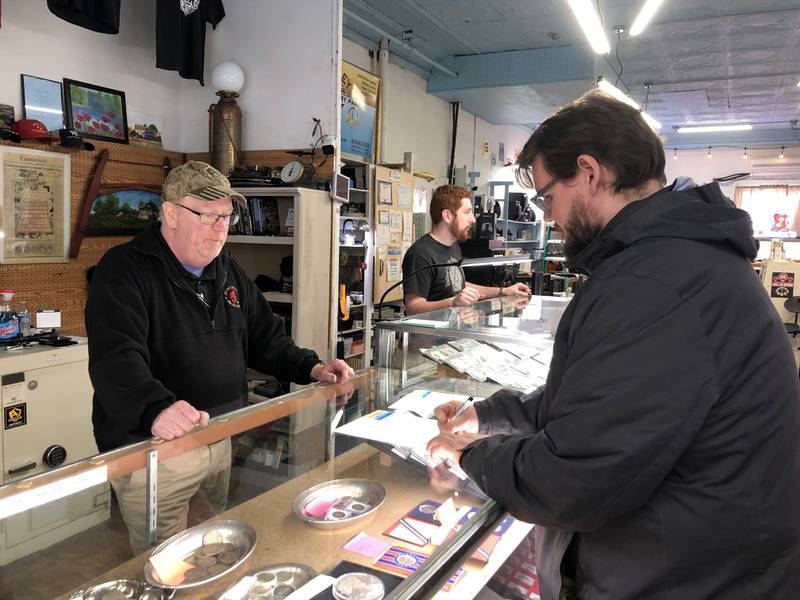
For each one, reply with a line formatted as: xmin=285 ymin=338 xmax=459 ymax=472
xmin=0 ymin=146 xmax=70 ymax=263
xmin=21 ymin=74 xmax=65 ymax=132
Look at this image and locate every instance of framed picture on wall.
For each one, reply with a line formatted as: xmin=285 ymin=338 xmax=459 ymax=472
xmin=378 ymin=180 xmax=392 ymax=205
xmin=84 ymin=185 xmax=163 ymax=235
xmin=21 ymin=74 xmax=65 ymax=132
xmin=0 ymin=146 xmax=70 ymax=264
xmin=63 ymin=78 xmax=128 ymax=144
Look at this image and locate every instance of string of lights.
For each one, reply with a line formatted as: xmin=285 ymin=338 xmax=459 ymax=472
xmin=670 ymin=145 xmax=799 ymax=160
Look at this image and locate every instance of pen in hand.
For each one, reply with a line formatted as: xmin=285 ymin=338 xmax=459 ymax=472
xmin=451 ymin=396 xmax=473 ymax=421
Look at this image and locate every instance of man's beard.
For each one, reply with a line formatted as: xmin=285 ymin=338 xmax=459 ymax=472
xmin=450 ymin=221 xmax=472 ymax=242
xmin=562 ymin=198 xmax=603 ymax=261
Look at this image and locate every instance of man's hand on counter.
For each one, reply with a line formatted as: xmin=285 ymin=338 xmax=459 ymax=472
xmin=503 ymin=282 xmax=530 ymax=296
xmin=453 ymin=286 xmax=481 ymax=307
xmin=311 ymin=358 xmax=355 ymax=383
xmin=427 ymin=431 xmax=489 ymax=467
xmin=151 ymin=400 xmax=209 ymax=440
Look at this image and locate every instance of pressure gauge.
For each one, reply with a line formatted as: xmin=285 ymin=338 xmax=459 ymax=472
xmin=280 ymin=160 xmax=305 ymax=184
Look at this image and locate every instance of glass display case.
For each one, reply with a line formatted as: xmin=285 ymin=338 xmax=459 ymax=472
xmin=374 ymin=296 xmax=570 ymax=394
xmin=0 ymin=367 xmax=543 ymax=600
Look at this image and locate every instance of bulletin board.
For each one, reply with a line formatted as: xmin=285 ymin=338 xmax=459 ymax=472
xmin=373 ymin=165 xmax=414 ymax=304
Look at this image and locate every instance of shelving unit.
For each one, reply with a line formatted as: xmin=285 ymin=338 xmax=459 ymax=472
xmin=224 ymin=187 xmax=337 ymax=362
xmin=337 ymin=157 xmax=376 ymax=370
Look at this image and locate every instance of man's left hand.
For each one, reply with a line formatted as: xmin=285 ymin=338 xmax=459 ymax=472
xmin=427 ymin=431 xmax=489 ymax=467
xmin=503 ymin=282 xmax=530 ymax=296
xmin=311 ymin=358 xmax=355 ymax=383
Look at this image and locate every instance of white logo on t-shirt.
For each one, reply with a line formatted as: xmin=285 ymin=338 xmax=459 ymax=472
xmin=445 ymin=260 xmax=464 ymax=293
xmin=180 ymin=0 xmax=200 ymax=16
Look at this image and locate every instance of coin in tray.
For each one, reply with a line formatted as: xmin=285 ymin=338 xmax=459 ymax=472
xmin=144 ymin=520 xmax=257 ymax=589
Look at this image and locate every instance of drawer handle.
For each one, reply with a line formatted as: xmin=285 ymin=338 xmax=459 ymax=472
xmin=9 ymin=462 xmax=37 ymax=476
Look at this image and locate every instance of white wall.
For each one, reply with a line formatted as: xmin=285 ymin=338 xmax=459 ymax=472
xmin=0 ymin=1 xmax=340 ymax=153
xmin=0 ymin=2 xmax=183 ymax=148
xmin=342 ymin=38 xmax=531 ymax=194
xmin=665 ymin=146 xmax=800 ymax=201
xmin=178 ymin=0 xmax=341 ymax=152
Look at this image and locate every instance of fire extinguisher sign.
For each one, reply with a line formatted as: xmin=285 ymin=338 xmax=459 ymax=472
xmin=771 ymin=271 xmax=794 ymax=298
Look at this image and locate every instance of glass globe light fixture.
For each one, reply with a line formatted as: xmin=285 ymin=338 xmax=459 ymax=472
xmin=211 ymin=61 xmax=245 ymax=95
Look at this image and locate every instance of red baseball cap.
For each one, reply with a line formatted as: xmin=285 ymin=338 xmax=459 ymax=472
xmin=11 ymin=119 xmax=57 ymax=141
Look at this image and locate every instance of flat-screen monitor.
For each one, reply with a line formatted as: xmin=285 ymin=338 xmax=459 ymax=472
xmin=331 ymin=173 xmax=350 ymax=203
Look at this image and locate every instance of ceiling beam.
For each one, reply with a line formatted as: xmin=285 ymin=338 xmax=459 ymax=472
xmin=427 ymin=45 xmax=594 ymax=93
xmin=344 ymin=8 xmax=457 ymax=78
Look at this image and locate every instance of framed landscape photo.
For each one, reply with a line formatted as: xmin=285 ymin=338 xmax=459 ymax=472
xmin=63 ymin=78 xmax=128 ymax=144
xmin=21 ymin=74 xmax=65 ymax=132
xmin=85 ymin=185 xmax=162 ymax=235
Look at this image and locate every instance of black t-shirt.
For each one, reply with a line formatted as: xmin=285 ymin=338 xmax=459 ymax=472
xmin=48 ymin=0 xmax=121 ymax=34
xmin=402 ymin=233 xmax=465 ymax=302
xmin=156 ymin=0 xmax=226 ymax=85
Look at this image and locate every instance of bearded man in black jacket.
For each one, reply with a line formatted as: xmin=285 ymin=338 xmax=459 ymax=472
xmin=428 ymin=91 xmax=800 ymax=599
xmin=86 ymin=161 xmax=353 ymax=554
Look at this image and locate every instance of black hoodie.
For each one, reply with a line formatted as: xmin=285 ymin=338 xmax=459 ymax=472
xmin=461 ymin=182 xmax=800 ymax=599
xmin=86 ymin=224 xmax=319 ymax=451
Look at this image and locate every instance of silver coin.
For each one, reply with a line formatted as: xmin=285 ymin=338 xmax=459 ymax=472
xmin=418 ymin=503 xmax=437 ymax=514
xmin=201 ymin=543 xmax=227 ymax=556
xmin=202 ymin=529 xmax=224 ymax=545
xmin=218 ymin=551 xmax=239 ymax=565
xmin=183 ymin=568 xmax=205 ymax=581
xmin=206 ymin=563 xmax=228 ymax=577
xmin=272 ymin=584 xmax=295 ymax=599
xmin=195 ymin=555 xmax=218 ymax=568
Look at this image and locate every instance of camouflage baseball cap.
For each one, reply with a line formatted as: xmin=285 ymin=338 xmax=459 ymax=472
xmin=163 ymin=160 xmax=246 ymax=206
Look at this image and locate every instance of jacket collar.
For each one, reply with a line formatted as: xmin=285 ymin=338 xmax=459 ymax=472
xmin=128 ymin=223 xmax=227 ymax=284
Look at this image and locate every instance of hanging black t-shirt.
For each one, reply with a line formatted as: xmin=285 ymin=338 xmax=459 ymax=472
xmin=401 ymin=233 xmax=465 ymax=302
xmin=48 ymin=0 xmax=121 ymax=34
xmin=156 ymin=0 xmax=226 ymax=85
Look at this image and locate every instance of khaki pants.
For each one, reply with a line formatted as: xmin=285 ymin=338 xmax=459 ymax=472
xmin=111 ymin=438 xmax=232 ymax=556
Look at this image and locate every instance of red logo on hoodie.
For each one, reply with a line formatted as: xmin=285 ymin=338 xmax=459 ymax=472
xmin=224 ymin=286 xmax=240 ymax=308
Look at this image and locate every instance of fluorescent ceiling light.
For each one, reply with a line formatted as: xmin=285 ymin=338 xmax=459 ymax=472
xmin=630 ymin=0 xmax=665 ymax=36
xmin=597 ymin=78 xmax=639 ymax=108
xmin=567 ymin=0 xmax=610 ymax=54
xmin=640 ymin=111 xmax=662 ymax=131
xmin=677 ymin=124 xmax=753 ymax=133
xmin=596 ymin=78 xmax=661 ymax=131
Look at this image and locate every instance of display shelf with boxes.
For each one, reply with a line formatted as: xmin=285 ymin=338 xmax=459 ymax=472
xmin=224 ymin=187 xmax=337 ymax=366
xmin=0 ymin=369 xmax=540 ymax=600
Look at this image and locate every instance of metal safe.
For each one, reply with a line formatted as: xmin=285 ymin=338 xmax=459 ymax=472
xmin=0 ymin=339 xmax=109 ymax=565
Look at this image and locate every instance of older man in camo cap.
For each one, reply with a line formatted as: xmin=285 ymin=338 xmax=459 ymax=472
xmin=86 ymin=160 xmax=353 ymax=554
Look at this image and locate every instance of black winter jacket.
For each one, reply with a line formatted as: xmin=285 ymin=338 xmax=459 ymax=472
xmin=86 ymin=225 xmax=319 ymax=451
xmin=461 ymin=182 xmax=800 ymax=599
